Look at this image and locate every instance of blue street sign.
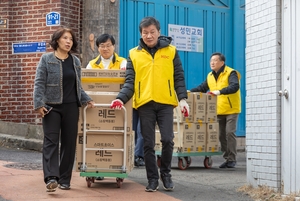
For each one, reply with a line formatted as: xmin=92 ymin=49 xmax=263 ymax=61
xmin=46 ymin=12 xmax=60 ymax=26
xmin=12 ymin=42 xmax=46 ymax=54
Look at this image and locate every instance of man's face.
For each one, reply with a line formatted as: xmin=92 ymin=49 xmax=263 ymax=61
xmin=210 ymin=55 xmax=224 ymax=72
xmin=141 ymin=24 xmax=160 ymax=48
xmin=98 ymin=39 xmax=115 ymax=59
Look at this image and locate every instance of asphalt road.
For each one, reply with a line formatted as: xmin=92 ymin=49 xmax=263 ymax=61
xmin=0 ymin=146 xmax=252 ymax=201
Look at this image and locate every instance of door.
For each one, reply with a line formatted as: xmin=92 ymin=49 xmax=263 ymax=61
xmin=281 ymin=0 xmax=300 ymax=194
xmin=119 ymin=0 xmax=246 ymax=136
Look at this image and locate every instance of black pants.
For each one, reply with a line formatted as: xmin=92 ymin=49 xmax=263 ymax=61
xmin=138 ymin=101 xmax=174 ymax=181
xmin=42 ymin=102 xmax=79 ymax=185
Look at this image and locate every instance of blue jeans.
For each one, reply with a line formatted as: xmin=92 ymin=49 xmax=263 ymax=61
xmin=138 ymin=101 xmax=174 ymax=181
xmin=132 ymin=109 xmax=144 ymax=158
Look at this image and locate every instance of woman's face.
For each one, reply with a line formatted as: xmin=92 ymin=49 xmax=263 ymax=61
xmin=98 ymin=39 xmax=115 ymax=59
xmin=57 ymin=31 xmax=73 ymax=52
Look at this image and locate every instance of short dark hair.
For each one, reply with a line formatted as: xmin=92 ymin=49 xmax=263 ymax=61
xmin=96 ymin=33 xmax=116 ymax=47
xmin=139 ymin=16 xmax=160 ymax=33
xmin=49 ymin=27 xmax=78 ymax=53
xmin=211 ymin=52 xmax=226 ymax=62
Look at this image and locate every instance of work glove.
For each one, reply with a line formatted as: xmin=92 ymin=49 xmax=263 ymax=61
xmin=110 ymin=99 xmax=123 ymax=110
xmin=179 ymin=99 xmax=189 ymax=117
xmin=208 ymin=90 xmax=220 ymax=96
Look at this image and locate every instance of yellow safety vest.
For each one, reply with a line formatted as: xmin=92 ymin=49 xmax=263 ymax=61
xmin=129 ymin=45 xmax=178 ymax=108
xmin=88 ymin=53 xmax=126 ymax=69
xmin=207 ymin=66 xmax=241 ymax=115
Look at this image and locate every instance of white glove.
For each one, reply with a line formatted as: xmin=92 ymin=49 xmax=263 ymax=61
xmin=208 ymin=90 xmax=220 ymax=96
xmin=179 ymin=99 xmax=189 ymax=117
xmin=110 ymin=99 xmax=124 ymax=110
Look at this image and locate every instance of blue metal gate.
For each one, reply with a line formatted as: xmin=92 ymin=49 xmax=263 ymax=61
xmin=119 ymin=0 xmax=245 ymax=136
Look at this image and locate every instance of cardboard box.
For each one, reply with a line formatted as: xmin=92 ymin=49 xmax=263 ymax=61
xmin=154 ymin=128 xmax=161 ymax=151
xmin=169 ymin=122 xmax=197 ymax=153
xmin=206 ymin=122 xmax=220 ymax=152
xmin=183 ymin=92 xmax=194 ymax=122
xmin=78 ymin=91 xmax=132 ymax=133
xmin=155 ymin=122 xmax=198 ymax=153
xmin=206 ymin=94 xmax=217 ymax=122
xmin=75 ymin=133 xmax=134 ymax=173
xmin=193 ymin=92 xmax=206 ymax=123
xmin=77 ymin=132 xmax=133 ymax=149
xmin=81 ymin=69 xmax=126 ymax=92
xmin=194 ymin=122 xmax=206 ymax=152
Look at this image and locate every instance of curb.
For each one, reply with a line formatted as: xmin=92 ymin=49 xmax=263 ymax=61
xmin=0 ymin=133 xmax=245 ymax=153
xmin=0 ymin=133 xmax=43 ymax=152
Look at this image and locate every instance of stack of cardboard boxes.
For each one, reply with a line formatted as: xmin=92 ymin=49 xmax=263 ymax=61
xmin=75 ymin=69 xmax=134 ymax=173
xmin=155 ymin=92 xmax=220 ymax=153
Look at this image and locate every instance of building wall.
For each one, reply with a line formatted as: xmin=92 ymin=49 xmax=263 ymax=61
xmin=81 ymin=0 xmax=120 ymax=68
xmin=245 ymin=0 xmax=282 ymax=189
xmin=0 ymin=0 xmax=82 ymax=124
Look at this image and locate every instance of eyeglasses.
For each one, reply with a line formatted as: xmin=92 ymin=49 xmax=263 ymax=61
xmin=99 ymin=44 xmax=113 ymax=49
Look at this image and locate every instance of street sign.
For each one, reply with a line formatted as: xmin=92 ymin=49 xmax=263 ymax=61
xmin=12 ymin=42 xmax=46 ymax=54
xmin=46 ymin=12 xmax=60 ymax=26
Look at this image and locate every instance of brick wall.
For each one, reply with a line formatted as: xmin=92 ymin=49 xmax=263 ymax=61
xmin=245 ymin=0 xmax=281 ymax=189
xmin=0 ymin=0 xmax=82 ymax=124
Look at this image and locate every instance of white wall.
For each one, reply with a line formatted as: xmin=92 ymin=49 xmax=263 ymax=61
xmin=245 ymin=0 xmax=282 ymax=189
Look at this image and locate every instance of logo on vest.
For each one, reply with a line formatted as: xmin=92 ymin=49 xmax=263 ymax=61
xmin=161 ymin=55 xmax=169 ymax=59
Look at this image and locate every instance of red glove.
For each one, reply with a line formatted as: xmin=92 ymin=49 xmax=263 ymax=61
xmin=110 ymin=99 xmax=123 ymax=110
xmin=179 ymin=99 xmax=189 ymax=117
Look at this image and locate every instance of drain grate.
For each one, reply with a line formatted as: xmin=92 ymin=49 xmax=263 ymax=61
xmin=4 ymin=163 xmax=42 ymax=170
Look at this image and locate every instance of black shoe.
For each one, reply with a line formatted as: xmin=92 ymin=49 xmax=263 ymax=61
xmin=226 ymin=161 xmax=236 ymax=168
xmin=160 ymin=174 xmax=174 ymax=191
xmin=134 ymin=157 xmax=145 ymax=167
xmin=145 ymin=179 xmax=159 ymax=192
xmin=46 ymin=178 xmax=58 ymax=192
xmin=59 ymin=184 xmax=70 ymax=190
xmin=219 ymin=161 xmax=228 ymax=168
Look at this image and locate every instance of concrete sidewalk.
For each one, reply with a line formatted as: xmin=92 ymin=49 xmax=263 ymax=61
xmin=0 ymin=160 xmax=180 ymax=201
xmin=0 ymin=134 xmax=180 ymax=201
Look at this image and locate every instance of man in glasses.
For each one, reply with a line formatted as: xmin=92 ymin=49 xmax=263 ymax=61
xmin=86 ymin=33 xmax=126 ymax=70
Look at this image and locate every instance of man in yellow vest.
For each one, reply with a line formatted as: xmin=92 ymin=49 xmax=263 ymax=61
xmin=110 ymin=16 xmax=189 ymax=192
xmin=190 ymin=52 xmax=241 ymax=168
xmin=86 ymin=33 xmax=126 ymax=70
